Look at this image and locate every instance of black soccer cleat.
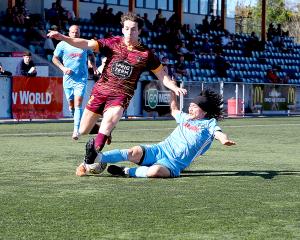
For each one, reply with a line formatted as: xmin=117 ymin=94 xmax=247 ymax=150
xmin=84 ymin=138 xmax=98 ymax=164
xmin=107 ymin=165 xmax=126 ymax=177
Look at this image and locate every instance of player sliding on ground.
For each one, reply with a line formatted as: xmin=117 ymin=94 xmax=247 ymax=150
xmin=76 ymin=89 xmax=236 ymax=178
xmin=47 ymin=12 xmax=187 ymax=162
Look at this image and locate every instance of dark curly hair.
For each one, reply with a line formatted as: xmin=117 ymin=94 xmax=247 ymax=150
xmin=120 ymin=12 xmax=144 ymax=30
xmin=199 ymin=89 xmax=224 ymax=121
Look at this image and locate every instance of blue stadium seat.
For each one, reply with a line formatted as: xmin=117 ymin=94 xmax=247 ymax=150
xmin=191 ymin=68 xmax=196 ymax=76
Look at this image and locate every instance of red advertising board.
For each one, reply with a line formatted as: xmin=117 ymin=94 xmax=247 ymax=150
xmin=12 ymin=76 xmax=63 ymax=119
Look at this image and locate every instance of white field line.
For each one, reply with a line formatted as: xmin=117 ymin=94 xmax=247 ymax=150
xmin=0 ymin=123 xmax=300 ymax=137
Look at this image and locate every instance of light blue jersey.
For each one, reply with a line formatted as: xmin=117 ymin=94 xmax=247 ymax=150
xmin=54 ymin=41 xmax=92 ymax=88
xmin=142 ymin=112 xmax=221 ymax=177
xmin=54 ymin=41 xmax=93 ymax=134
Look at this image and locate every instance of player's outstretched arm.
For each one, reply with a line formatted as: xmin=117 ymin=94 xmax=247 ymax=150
xmin=170 ymin=91 xmax=180 ymax=118
xmin=47 ymin=30 xmax=97 ymax=50
xmin=214 ymin=131 xmax=236 ymax=146
xmin=154 ymin=67 xmax=187 ymax=96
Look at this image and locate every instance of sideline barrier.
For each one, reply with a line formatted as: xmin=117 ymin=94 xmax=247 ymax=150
xmin=1 ymin=78 xmax=300 ymax=120
xmin=180 ymin=81 xmax=300 ymax=116
xmin=0 ymin=76 xmax=12 ymax=119
xmin=12 ymin=76 xmax=63 ymax=119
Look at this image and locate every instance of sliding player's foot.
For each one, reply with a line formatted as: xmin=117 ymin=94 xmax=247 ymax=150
xmin=107 ymin=165 xmax=127 ymax=177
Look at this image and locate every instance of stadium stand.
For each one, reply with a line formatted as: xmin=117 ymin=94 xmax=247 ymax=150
xmin=0 ymin=7 xmax=299 ymax=84
xmin=0 ymin=34 xmax=62 ymax=77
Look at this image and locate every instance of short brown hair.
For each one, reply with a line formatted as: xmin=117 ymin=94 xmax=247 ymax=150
xmin=23 ymin=51 xmax=32 ymax=56
xmin=120 ymin=12 xmax=144 ymax=30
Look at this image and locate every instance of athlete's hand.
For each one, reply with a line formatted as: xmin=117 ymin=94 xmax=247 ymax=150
xmin=93 ymin=67 xmax=100 ymax=75
xmin=222 ymin=139 xmax=236 ymax=146
xmin=63 ymin=67 xmax=72 ymax=75
xmin=47 ymin=30 xmax=64 ymax=40
xmin=173 ymin=87 xmax=187 ymax=96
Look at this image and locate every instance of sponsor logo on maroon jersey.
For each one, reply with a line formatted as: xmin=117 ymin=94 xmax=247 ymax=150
xmin=111 ymin=61 xmax=133 ymax=79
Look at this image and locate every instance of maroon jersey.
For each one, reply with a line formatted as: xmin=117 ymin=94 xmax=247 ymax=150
xmin=94 ymin=36 xmax=162 ymax=98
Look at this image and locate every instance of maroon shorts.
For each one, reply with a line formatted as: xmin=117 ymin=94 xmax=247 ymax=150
xmin=86 ymin=88 xmax=131 ymax=115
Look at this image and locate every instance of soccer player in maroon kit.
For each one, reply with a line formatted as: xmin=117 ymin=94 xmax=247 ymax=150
xmin=47 ymin=12 xmax=187 ymax=169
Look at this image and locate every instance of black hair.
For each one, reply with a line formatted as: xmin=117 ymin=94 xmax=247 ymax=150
xmin=199 ymin=89 xmax=223 ymax=120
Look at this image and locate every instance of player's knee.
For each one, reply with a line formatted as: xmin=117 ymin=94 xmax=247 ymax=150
xmin=147 ymin=165 xmax=170 ymax=178
xmin=127 ymin=146 xmax=143 ymax=163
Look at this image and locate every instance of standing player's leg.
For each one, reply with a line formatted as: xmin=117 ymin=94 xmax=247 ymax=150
xmin=72 ymin=83 xmax=86 ymax=140
xmin=75 ymin=107 xmax=124 ymax=176
xmin=82 ymin=106 xmax=124 ymax=165
xmin=64 ymin=87 xmax=78 ymax=139
xmin=89 ymin=123 xmax=114 ymax=145
xmin=94 ymin=105 xmax=124 ymax=151
xmin=69 ymin=99 xmax=75 ymax=117
xmin=72 ymin=95 xmax=83 ymax=140
xmin=78 ymin=108 xmax=101 ymax=135
xmin=64 ymin=87 xmax=74 ymax=116
xmin=77 ymin=108 xmax=102 ymax=166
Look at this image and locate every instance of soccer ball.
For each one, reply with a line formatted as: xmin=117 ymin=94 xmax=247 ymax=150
xmin=76 ymin=162 xmax=107 ymax=177
xmin=88 ymin=162 xmax=107 ymax=175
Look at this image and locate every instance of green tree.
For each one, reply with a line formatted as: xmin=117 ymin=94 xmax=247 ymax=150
xmin=283 ymin=5 xmax=300 ymax=42
xmin=235 ymin=0 xmax=294 ymax=37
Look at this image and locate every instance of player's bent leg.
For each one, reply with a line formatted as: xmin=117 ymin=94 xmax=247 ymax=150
xmin=107 ymin=164 xmax=170 ymax=178
xmin=89 ymin=124 xmax=113 ymax=145
xmin=147 ymin=165 xmax=171 ymax=178
xmin=127 ymin=146 xmax=144 ymax=164
xmin=94 ymin=106 xmax=123 ymax=151
xmin=84 ymin=107 xmax=124 ymax=164
xmin=99 ymin=106 xmax=124 ymax=136
xmin=79 ymin=108 xmax=101 ymax=135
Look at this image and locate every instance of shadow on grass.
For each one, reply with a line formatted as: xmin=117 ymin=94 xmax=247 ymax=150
xmin=181 ymin=170 xmax=300 ymax=179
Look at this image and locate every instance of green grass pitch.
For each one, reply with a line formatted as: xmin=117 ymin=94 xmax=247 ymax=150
xmin=0 ymin=117 xmax=299 ymax=240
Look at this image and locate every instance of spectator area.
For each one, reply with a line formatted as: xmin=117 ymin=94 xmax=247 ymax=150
xmin=0 ymin=9 xmax=299 ymax=84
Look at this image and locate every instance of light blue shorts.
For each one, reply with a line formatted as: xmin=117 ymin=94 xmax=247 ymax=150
xmin=63 ymin=82 xmax=86 ymax=101
xmin=140 ymin=145 xmax=181 ymax=177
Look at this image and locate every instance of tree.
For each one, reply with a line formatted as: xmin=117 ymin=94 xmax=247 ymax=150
xmin=235 ymin=0 xmax=299 ymax=42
